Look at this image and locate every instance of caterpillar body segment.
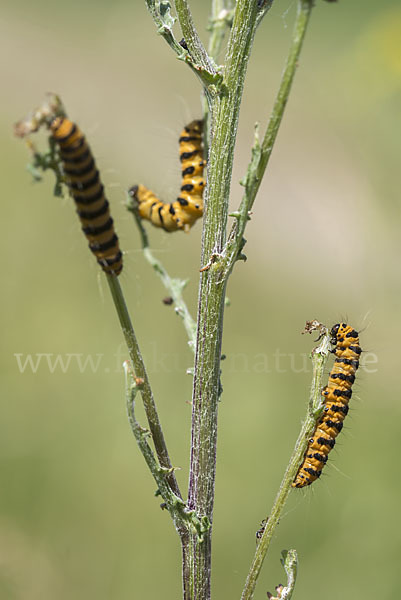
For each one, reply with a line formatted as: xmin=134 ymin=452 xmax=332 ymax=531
xmin=179 ymin=119 xmax=205 ymax=205
xmin=128 ymin=184 xmax=202 ymax=232
xmin=293 ymin=323 xmax=361 ymax=488
xmin=131 ymin=119 xmax=205 ymax=233
xmin=50 ymin=117 xmax=123 ymax=275
xmin=178 ymin=120 xmax=205 ymax=224
xmin=129 ymin=184 xmax=183 ymax=232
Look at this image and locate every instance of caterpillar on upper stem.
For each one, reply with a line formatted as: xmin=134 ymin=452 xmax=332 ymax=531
xmin=293 ymin=323 xmax=361 ymax=488
xmin=15 ymin=95 xmax=123 ymax=276
xmin=50 ymin=117 xmax=123 ymax=275
xmin=129 ymin=120 xmax=205 ymax=233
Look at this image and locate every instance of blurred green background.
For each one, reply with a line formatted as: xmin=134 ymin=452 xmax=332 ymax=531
xmin=2 ymin=1 xmax=401 ymax=598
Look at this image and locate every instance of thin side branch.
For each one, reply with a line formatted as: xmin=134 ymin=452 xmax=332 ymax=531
xmin=207 ymin=0 xmax=233 ymax=61
xmin=106 ymin=274 xmax=182 ymax=500
xmin=124 ymin=363 xmax=209 ymax=538
xmin=145 ymin=0 xmax=221 ymax=92
xmin=145 ymin=0 xmax=186 ymax=55
xmin=223 ymin=0 xmax=315 ymax=274
xmin=174 ymin=0 xmax=215 ymax=72
xmin=127 ymin=197 xmax=197 ymax=349
xmin=241 ymin=324 xmax=331 ymax=600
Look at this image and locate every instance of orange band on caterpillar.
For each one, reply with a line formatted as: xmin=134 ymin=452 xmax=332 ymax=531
xmin=293 ymin=323 xmax=361 ymax=488
xmin=50 ymin=117 xmax=123 ymax=275
xmin=129 ymin=120 xmax=205 ymax=232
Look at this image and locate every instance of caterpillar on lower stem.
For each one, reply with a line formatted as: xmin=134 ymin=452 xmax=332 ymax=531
xmin=129 ymin=120 xmax=205 ymax=233
xmin=293 ymin=323 xmax=361 ymax=488
xmin=50 ymin=117 xmax=123 ymax=275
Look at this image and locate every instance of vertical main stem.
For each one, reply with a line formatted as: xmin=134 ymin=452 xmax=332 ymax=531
xmin=183 ymin=2 xmax=260 ymax=598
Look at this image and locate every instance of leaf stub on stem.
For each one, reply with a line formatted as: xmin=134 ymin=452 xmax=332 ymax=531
xmin=266 ymin=549 xmax=298 ymax=600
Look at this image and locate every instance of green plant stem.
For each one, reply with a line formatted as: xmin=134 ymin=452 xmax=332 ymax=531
xmin=145 ymin=0 xmax=186 ymax=56
xmin=143 ymin=247 xmax=197 ymax=347
xmin=208 ymin=0 xmax=232 ymax=60
xmin=203 ymin=0 xmax=233 ymax=155
xmin=126 ymin=199 xmax=197 ymax=349
xmin=241 ymin=327 xmax=331 ymax=600
xmin=257 ymin=0 xmax=314 ymax=205
xmin=124 ymin=364 xmax=184 ymax=525
xmin=106 ymin=273 xmax=181 ymax=499
xmin=224 ymin=0 xmax=314 ymax=273
xmin=144 ymin=0 xmax=219 ymax=90
xmin=174 ymin=0 xmax=214 ymax=72
xmin=124 ymin=364 xmax=210 ymax=538
xmin=279 ymin=549 xmax=298 ymax=600
xmin=266 ymin=549 xmax=298 ymax=600
xmin=184 ymin=2 xmax=261 ymax=598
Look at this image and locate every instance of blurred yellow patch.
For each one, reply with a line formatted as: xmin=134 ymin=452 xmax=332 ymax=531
xmin=352 ymin=7 xmax=401 ymax=99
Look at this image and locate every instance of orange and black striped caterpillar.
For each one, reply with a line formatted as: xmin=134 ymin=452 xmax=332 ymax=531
xmin=128 ymin=120 xmax=205 ymax=232
xmin=293 ymin=323 xmax=361 ymax=488
xmin=50 ymin=117 xmax=123 ymax=275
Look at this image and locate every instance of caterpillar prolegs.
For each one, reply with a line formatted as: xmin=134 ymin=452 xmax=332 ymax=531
xmin=129 ymin=120 xmax=205 ymax=232
xmin=293 ymin=323 xmax=361 ymax=488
